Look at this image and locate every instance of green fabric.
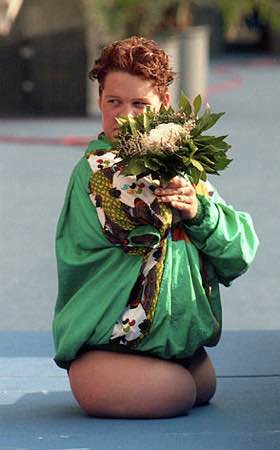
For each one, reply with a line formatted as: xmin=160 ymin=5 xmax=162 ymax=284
xmin=128 ymin=225 xmax=161 ymax=247
xmin=52 ymin=137 xmax=259 ymax=369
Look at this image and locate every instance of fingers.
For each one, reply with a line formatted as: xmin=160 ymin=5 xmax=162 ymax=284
xmin=161 ymin=176 xmax=189 ymax=189
xmin=155 ymin=186 xmax=194 ymax=198
xmin=158 ymin=194 xmax=193 ymax=204
xmin=169 ymin=200 xmax=193 ymax=210
xmin=155 ymin=179 xmax=198 ymax=220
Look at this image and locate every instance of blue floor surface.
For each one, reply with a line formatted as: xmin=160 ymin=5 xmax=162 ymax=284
xmin=0 ymin=331 xmax=279 ymax=450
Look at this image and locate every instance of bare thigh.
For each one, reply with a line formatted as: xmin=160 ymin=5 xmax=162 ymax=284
xmin=68 ymin=350 xmax=197 ymax=419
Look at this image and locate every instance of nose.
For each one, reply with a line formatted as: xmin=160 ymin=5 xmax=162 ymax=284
xmin=118 ymin=103 xmax=135 ymax=117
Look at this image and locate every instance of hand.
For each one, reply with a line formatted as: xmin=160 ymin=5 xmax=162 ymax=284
xmin=155 ymin=176 xmax=198 ymax=221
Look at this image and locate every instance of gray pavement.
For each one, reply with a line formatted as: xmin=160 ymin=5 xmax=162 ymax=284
xmin=0 ymin=54 xmax=280 ymax=331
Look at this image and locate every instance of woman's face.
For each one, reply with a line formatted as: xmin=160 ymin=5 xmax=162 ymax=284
xmin=99 ymin=71 xmax=170 ymax=140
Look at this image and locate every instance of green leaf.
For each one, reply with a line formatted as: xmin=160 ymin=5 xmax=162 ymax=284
xmin=200 ymin=170 xmax=207 ymax=181
xmin=143 ymin=158 xmax=160 ymax=171
xmin=115 ymin=117 xmax=128 ymax=127
xmin=193 ymin=95 xmax=202 ymax=116
xmin=202 ymin=164 xmax=218 ymax=174
xmin=193 ymin=103 xmax=225 ymax=135
xmin=191 ymin=105 xmax=210 ymax=136
xmin=179 ymin=146 xmax=191 ymax=156
xmin=190 ymin=158 xmax=204 ymax=172
xmin=189 ymin=142 xmax=198 ymax=157
xmin=179 ymin=93 xmax=192 ymax=115
xmin=214 ymin=158 xmax=232 ymax=170
xmin=204 ymin=112 xmax=225 ymax=132
xmin=159 ymin=104 xmax=169 ymax=115
xmin=199 ymin=155 xmax=216 ymax=166
xmin=167 ymin=104 xmax=175 ymax=114
xmin=122 ymin=158 xmax=146 ymax=176
xmin=182 ymin=156 xmax=191 ymax=166
xmin=194 ymin=135 xmax=227 ymax=145
xmin=134 ymin=114 xmax=144 ymax=129
xmin=127 ymin=114 xmax=138 ymax=135
xmin=153 ymin=157 xmax=169 ymax=169
xmin=142 ymin=110 xmax=152 ymax=131
xmin=187 ymin=167 xmax=200 ymax=185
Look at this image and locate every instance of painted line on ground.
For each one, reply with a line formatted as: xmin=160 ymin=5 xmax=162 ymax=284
xmin=0 ymin=135 xmax=92 ymax=147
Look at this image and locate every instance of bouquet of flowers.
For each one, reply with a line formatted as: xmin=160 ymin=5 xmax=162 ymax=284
xmin=113 ymin=93 xmax=232 ymax=185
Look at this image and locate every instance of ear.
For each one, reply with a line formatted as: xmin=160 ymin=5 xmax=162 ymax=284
xmin=161 ymin=91 xmax=171 ymax=108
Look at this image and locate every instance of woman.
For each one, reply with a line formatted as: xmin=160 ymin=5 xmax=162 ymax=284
xmin=53 ymin=36 xmax=258 ymax=418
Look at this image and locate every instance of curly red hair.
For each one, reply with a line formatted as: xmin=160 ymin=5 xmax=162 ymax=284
xmin=89 ymin=36 xmax=175 ymax=99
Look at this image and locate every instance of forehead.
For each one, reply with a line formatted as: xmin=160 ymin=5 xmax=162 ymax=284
xmin=102 ymin=71 xmax=159 ymax=98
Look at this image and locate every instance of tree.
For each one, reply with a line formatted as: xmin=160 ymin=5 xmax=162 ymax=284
xmin=82 ymin=0 xmax=209 ymax=41
xmin=217 ymin=0 xmax=280 ymax=32
xmin=82 ymin=0 xmax=280 ymax=42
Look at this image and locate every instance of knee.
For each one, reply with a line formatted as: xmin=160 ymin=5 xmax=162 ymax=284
xmin=195 ymin=364 xmax=217 ymax=406
xmin=73 ymin=391 xmax=126 ymax=418
xmin=187 ymin=348 xmax=217 ymax=406
xmin=68 ymin=361 xmax=110 ymax=417
xmin=69 ymin=370 xmax=197 ymax=418
xmin=178 ymin=374 xmax=197 ymax=415
xmin=68 ymin=367 xmax=106 ymax=417
xmin=68 ymin=355 xmax=197 ymax=418
xmin=68 ymin=359 xmax=141 ymax=418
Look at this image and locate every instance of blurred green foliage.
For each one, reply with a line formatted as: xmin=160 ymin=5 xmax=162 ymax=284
xmin=217 ymin=0 xmax=280 ymax=32
xmin=83 ymin=0 xmax=280 ymax=40
xmin=83 ymin=0 xmax=194 ymax=39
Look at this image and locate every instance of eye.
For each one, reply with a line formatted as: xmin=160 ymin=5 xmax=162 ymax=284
xmin=108 ymin=99 xmax=120 ymax=106
xmin=134 ymin=101 xmax=149 ymax=109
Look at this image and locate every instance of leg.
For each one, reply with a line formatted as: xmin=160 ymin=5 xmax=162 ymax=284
xmin=68 ymin=350 xmax=197 ymax=419
xmin=187 ymin=347 xmax=217 ymax=405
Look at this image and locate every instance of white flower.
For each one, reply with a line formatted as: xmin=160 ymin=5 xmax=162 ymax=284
xmin=141 ymin=121 xmax=194 ymax=152
xmin=117 ymin=119 xmax=196 ymax=157
xmin=144 ymin=123 xmax=184 ymax=147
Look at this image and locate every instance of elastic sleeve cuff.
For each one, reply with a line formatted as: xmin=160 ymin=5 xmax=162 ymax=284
xmin=183 ymin=194 xmax=220 ymax=245
xmin=183 ymin=196 xmax=205 ymax=226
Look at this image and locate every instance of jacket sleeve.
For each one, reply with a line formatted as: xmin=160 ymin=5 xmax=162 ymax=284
xmin=184 ymin=190 xmax=259 ymax=286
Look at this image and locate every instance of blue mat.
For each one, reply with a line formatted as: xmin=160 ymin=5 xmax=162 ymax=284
xmin=0 ymin=331 xmax=279 ymax=450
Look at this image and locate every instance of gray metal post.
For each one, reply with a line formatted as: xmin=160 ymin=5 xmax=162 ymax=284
xmin=179 ymin=26 xmax=210 ymax=101
xmin=156 ymin=33 xmax=181 ymax=108
xmin=157 ymin=26 xmax=209 ymax=106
